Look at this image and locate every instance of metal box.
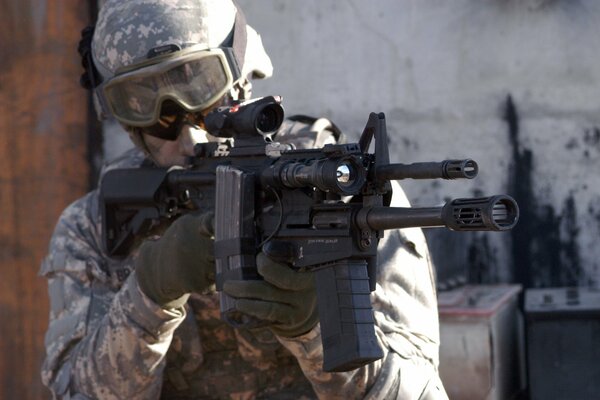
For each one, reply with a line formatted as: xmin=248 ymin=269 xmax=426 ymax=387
xmin=525 ymin=287 xmax=600 ymax=400
xmin=438 ymin=285 xmax=525 ymax=400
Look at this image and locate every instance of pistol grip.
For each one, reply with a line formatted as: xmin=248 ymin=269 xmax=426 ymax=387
xmin=315 ymin=260 xmax=384 ymax=372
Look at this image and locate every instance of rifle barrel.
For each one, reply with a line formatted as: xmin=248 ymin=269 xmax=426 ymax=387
xmin=376 ymin=159 xmax=478 ymax=180
xmin=359 ymin=195 xmax=518 ymax=232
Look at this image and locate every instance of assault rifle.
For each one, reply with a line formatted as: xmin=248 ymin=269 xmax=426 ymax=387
xmin=100 ymin=96 xmax=519 ymax=372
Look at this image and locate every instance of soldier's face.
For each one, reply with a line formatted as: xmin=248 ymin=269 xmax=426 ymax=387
xmin=142 ymin=123 xmax=210 ymax=167
xmin=140 ymin=96 xmax=230 ymax=167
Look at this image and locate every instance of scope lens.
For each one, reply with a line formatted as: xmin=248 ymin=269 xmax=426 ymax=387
xmin=256 ymin=105 xmax=283 ymax=134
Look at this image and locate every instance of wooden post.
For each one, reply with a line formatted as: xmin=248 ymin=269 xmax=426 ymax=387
xmin=0 ymin=1 xmax=91 ymax=398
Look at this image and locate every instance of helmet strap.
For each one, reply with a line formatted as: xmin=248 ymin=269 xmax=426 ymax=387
xmin=126 ymin=126 xmax=155 ymax=160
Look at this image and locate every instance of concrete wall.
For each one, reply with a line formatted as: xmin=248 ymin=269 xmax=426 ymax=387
xmin=104 ymin=0 xmax=600 ymax=289
xmin=234 ymin=0 xmax=600 ymax=289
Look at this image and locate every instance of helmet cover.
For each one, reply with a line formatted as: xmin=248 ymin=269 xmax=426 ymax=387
xmin=92 ymin=0 xmax=238 ymax=80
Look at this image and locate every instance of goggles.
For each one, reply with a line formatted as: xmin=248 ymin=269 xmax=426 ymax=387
xmin=98 ymin=47 xmax=240 ymax=127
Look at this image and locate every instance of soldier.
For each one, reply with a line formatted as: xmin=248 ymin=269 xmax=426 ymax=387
xmin=40 ymin=0 xmax=448 ymax=399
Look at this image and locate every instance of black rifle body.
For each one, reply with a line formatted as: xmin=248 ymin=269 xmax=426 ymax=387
xmin=100 ymin=96 xmax=519 ymax=372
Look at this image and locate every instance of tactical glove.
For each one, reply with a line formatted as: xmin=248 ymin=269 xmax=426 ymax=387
xmin=223 ymin=249 xmax=319 ymax=338
xmin=135 ymin=212 xmax=215 ymax=309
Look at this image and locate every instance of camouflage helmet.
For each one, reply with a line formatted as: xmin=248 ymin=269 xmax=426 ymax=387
xmin=86 ymin=0 xmax=273 ymax=127
xmin=92 ymin=0 xmax=272 ymax=81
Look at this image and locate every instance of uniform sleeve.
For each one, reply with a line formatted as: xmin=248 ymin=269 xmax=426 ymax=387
xmin=40 ymin=191 xmax=185 ymax=399
xmin=276 ymin=182 xmax=443 ymax=399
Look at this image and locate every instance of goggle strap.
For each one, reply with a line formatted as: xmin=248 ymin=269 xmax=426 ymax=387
xmin=78 ymin=25 xmax=103 ymax=90
xmin=222 ymin=48 xmax=242 ymax=83
xmin=231 ymin=0 xmax=247 ymax=78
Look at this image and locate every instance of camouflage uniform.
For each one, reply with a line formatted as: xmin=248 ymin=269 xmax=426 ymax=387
xmin=43 ymin=0 xmax=447 ymax=395
xmin=40 ymin=118 xmax=447 ymax=399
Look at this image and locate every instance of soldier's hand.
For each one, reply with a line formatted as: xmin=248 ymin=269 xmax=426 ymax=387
xmin=223 ymin=251 xmax=318 ymax=338
xmin=135 ymin=212 xmax=215 ymax=309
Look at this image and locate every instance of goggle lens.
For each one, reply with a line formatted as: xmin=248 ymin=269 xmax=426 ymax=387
xmin=102 ymin=51 xmax=232 ymax=126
